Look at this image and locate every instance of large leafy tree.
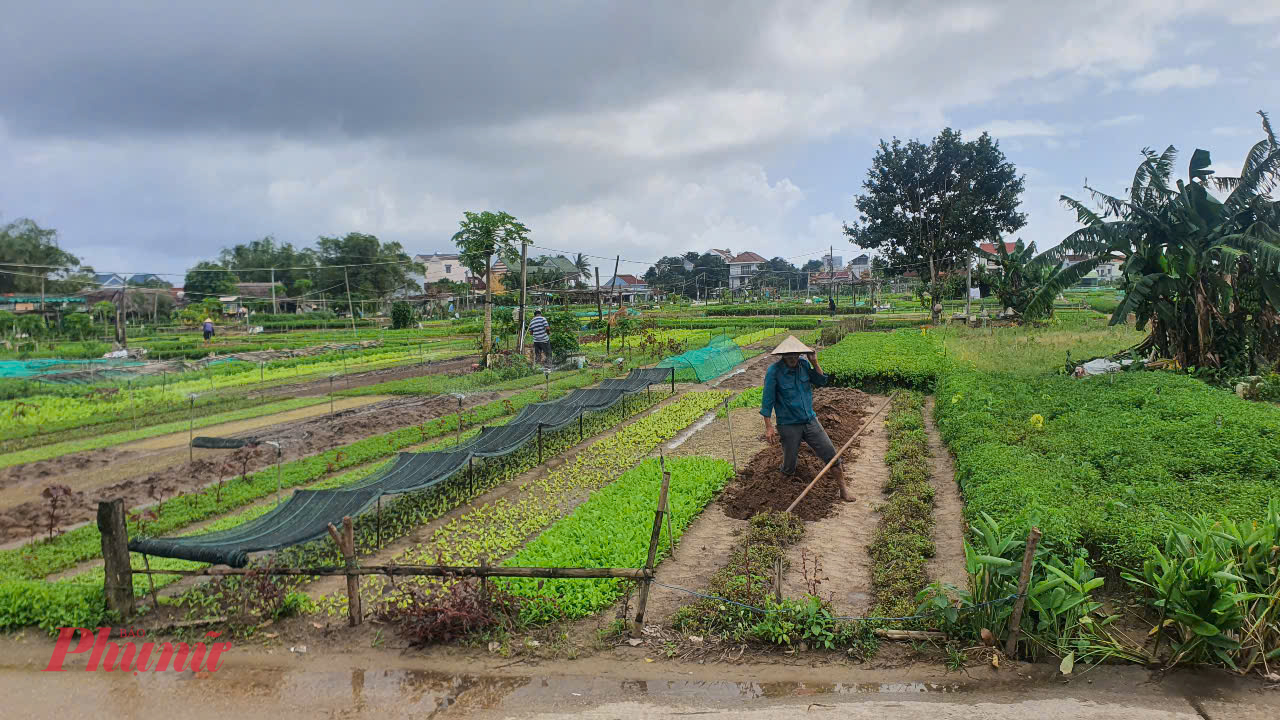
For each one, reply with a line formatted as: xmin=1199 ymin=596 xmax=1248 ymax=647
xmin=752 ymin=257 xmax=801 ymax=295
xmin=845 ymin=129 xmax=1026 ymax=306
xmin=218 ymin=236 xmax=317 ymax=295
xmin=453 ymin=211 xmax=529 ymax=360
xmin=643 ymin=255 xmax=692 ymax=296
xmin=0 ymin=218 xmax=94 ymax=294
xmin=182 ymin=261 xmax=239 ymax=299
xmin=1059 ymin=112 xmax=1280 ymax=371
xmin=314 ymin=232 xmax=417 ymax=300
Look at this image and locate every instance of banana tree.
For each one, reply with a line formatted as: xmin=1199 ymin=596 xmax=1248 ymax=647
xmin=977 ymin=238 xmax=1109 ymax=320
xmin=1059 ymin=112 xmax=1280 ymax=371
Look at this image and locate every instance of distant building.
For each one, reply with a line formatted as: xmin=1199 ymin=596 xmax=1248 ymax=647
xmin=847 ymin=253 xmax=872 ymax=278
xmin=727 ymin=251 xmax=767 ymax=290
xmin=534 ymin=255 xmax=582 ymax=283
xmin=127 ymin=273 xmax=168 ymax=287
xmin=821 ymin=253 xmax=843 ymax=271
xmin=414 ymin=253 xmax=471 ymax=285
xmin=709 ymin=248 xmax=735 ymax=263
xmin=603 ymin=274 xmax=651 ymax=303
xmin=93 ymin=273 xmax=126 ymax=288
xmin=977 ymin=241 xmax=1019 ymax=269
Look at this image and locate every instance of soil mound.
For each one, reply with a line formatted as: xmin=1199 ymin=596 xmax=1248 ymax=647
xmin=722 ymin=387 xmax=869 ymax=521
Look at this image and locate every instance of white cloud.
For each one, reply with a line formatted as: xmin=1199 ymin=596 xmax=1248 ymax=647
xmin=1100 ymin=114 xmax=1143 ymax=127
xmin=962 ymin=120 xmax=1063 ymax=138
xmin=1211 ymin=126 xmax=1252 ymax=136
xmin=1131 ymin=64 xmax=1220 ymax=92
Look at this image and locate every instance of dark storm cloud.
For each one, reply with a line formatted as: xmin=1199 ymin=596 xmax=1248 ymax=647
xmin=0 ymin=1 xmax=767 ymax=139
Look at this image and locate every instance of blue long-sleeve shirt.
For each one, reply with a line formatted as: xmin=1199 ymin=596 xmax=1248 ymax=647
xmin=760 ymin=358 xmax=828 ymax=426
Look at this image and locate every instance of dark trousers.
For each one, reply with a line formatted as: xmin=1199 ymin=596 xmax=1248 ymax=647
xmin=533 ymin=340 xmax=551 ymax=363
xmin=778 ymin=419 xmax=838 ymax=475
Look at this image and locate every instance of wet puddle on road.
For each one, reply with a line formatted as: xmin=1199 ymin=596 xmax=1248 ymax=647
xmin=326 ymin=669 xmax=971 ymax=714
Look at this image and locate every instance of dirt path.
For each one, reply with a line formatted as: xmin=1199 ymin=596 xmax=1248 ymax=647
xmin=923 ymin=396 xmax=967 ymax=588
xmin=775 ymin=398 xmax=884 ymax=616
xmin=644 ymin=389 xmax=881 ymax=623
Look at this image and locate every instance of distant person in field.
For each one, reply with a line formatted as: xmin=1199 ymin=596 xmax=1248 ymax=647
xmin=760 ymin=335 xmax=853 ymax=502
xmin=202 ymin=317 xmax=214 ymax=342
xmin=528 ymin=309 xmax=551 ymax=365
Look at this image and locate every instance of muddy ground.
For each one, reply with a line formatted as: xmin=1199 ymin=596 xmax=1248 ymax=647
xmin=0 ymin=388 xmax=502 ymax=543
xmin=722 ymin=388 xmax=870 ymax=521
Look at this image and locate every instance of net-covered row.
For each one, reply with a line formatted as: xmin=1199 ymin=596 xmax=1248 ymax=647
xmin=128 ymin=367 xmax=676 ymax=567
xmin=656 ymin=335 xmax=745 ymax=382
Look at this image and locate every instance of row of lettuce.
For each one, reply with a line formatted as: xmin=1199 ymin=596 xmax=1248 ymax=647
xmin=817 ymin=328 xmax=1280 ymax=670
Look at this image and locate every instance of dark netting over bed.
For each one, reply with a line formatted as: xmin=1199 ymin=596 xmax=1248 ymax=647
xmin=129 ymin=367 xmax=676 ymax=567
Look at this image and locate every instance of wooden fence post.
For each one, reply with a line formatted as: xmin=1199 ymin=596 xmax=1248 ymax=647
xmin=328 ymin=517 xmax=362 ymax=627
xmin=632 ymin=469 xmax=671 ymax=636
xmin=537 ymin=424 xmax=544 ymax=464
xmin=774 ymin=556 xmax=783 ymax=604
xmin=98 ymin=499 xmax=135 ymax=619
xmin=1004 ymin=526 xmax=1042 ymax=657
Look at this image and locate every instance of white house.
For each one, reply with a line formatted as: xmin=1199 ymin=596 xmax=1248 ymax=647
xmin=414 ymin=253 xmax=472 ymax=285
xmin=727 ymin=251 xmax=767 ymax=290
xmin=847 ymin=253 xmax=872 ymax=279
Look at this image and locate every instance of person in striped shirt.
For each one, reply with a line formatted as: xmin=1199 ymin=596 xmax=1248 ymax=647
xmin=528 ymin=309 xmax=551 ymax=365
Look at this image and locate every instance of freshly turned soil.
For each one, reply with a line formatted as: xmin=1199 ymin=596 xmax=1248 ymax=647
xmin=722 ymin=387 xmax=869 ymax=521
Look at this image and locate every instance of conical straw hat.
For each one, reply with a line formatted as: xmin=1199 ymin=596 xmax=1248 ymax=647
xmin=771 ymin=335 xmax=814 ymax=355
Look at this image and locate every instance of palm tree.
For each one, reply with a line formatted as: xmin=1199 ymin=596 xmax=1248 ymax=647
xmin=977 ymin=239 xmax=1109 ymax=320
xmin=572 ymin=253 xmax=591 ymax=283
xmin=1058 ymin=111 xmax=1280 ymax=371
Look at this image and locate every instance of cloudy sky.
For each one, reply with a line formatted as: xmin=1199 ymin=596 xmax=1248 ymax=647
xmin=2 ymin=1 xmax=1277 ymax=280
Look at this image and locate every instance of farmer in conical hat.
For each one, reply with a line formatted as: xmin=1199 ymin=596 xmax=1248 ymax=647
xmin=760 ymin=336 xmax=853 ymax=502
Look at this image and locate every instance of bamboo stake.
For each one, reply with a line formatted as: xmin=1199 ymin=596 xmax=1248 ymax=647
xmin=141 ymin=552 xmax=159 ymax=609
xmin=1004 ymin=526 xmax=1042 ymax=657
xmin=784 ymin=392 xmax=894 ymax=514
xmin=632 ymin=468 xmax=672 ymax=636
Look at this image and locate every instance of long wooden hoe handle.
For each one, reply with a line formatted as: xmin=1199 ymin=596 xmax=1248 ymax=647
xmin=784 ymin=391 xmax=896 ymax=514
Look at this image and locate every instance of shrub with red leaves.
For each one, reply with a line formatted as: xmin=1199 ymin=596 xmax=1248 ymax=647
xmin=375 ymin=579 xmax=522 ymax=646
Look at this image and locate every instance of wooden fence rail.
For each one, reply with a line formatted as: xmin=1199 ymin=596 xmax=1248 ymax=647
xmin=130 ymin=565 xmax=653 ymax=580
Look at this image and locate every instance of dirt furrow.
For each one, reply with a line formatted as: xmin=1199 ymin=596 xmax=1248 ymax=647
xmin=923 ymin=396 xmax=967 ymax=588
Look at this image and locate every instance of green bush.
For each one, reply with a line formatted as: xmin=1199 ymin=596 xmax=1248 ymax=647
xmin=391 ymin=301 xmax=414 ymax=329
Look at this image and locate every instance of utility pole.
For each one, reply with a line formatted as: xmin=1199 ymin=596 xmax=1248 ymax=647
xmin=343 ymin=266 xmax=357 ymax=333
xmin=114 ymin=289 xmax=127 ymax=347
xmin=271 ymin=268 xmax=278 ymax=314
xmin=594 ymin=267 xmax=603 ymax=322
xmin=517 ymin=237 xmax=530 ymax=352
xmin=966 ymin=247 xmax=973 ymax=317
xmin=611 ymin=255 xmax=622 ymax=308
